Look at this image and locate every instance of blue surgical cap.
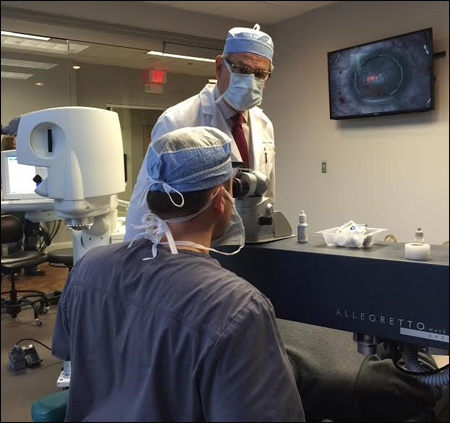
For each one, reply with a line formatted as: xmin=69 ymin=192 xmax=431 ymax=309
xmin=146 ymin=127 xmax=233 ymax=194
xmin=223 ymin=24 xmax=274 ymax=62
xmin=2 ymin=117 xmax=20 ymax=136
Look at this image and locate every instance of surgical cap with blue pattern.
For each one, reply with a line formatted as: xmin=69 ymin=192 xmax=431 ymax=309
xmin=223 ymin=24 xmax=274 ymax=62
xmin=145 ymin=127 xmax=233 ymax=196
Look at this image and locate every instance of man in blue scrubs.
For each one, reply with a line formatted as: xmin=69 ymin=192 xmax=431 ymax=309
xmin=52 ymin=127 xmax=305 ymax=422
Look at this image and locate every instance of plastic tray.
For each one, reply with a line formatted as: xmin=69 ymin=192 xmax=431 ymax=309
xmin=317 ymin=227 xmax=388 ymax=248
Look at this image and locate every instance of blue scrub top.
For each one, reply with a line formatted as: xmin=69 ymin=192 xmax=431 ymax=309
xmin=53 ymin=240 xmax=304 ymax=422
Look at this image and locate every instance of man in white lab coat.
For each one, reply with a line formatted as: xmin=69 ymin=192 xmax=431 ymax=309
xmin=125 ymin=24 xmax=275 ymax=241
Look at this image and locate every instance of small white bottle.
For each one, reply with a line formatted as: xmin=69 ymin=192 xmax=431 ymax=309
xmin=297 ymin=210 xmax=308 ymax=243
xmin=406 ymin=227 xmax=431 ymax=260
xmin=414 ymin=227 xmax=424 ymax=244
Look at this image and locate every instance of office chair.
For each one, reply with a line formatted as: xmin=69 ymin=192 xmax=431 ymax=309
xmin=1 ymin=215 xmax=49 ymax=326
xmin=48 ymin=248 xmax=73 ymax=272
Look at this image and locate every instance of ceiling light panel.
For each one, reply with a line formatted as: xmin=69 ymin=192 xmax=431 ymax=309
xmin=1 ymin=31 xmax=50 ymax=41
xmin=1 ymin=71 xmax=34 ymax=79
xmin=1 ymin=36 xmax=89 ymax=55
xmin=147 ymin=51 xmax=215 ymax=63
xmin=1 ymin=58 xmax=57 ymax=69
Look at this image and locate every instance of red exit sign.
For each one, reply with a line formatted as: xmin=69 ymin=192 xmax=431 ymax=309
xmin=151 ymin=70 xmax=166 ymax=84
xmin=143 ymin=69 xmax=167 ymax=85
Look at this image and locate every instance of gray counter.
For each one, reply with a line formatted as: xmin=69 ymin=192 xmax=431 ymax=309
xmin=216 ymin=235 xmax=449 ymax=350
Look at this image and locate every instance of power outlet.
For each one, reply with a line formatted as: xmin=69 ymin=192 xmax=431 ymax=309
xmin=321 ymin=160 xmax=328 ymax=174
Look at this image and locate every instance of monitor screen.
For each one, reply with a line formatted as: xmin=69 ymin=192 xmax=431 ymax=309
xmin=1 ymin=150 xmax=48 ymax=200
xmin=327 ymin=28 xmax=434 ymax=120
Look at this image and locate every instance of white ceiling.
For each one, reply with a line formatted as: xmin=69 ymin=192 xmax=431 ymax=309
xmin=144 ymin=1 xmax=338 ymax=25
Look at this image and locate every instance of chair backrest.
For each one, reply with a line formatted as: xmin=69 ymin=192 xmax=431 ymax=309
xmin=1 ymin=215 xmax=23 ymax=244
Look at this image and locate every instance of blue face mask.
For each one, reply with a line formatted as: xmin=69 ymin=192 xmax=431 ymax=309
xmin=217 ymin=61 xmax=265 ymax=112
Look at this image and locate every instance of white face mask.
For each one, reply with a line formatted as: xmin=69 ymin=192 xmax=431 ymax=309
xmin=216 ymin=60 xmax=265 ymax=111
xmin=129 ymin=188 xmax=245 ymax=259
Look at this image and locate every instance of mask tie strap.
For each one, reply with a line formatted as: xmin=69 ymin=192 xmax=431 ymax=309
xmin=129 ymin=212 xmax=179 ymax=259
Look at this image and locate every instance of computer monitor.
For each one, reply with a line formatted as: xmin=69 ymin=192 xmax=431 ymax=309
xmin=1 ymin=150 xmax=48 ymax=200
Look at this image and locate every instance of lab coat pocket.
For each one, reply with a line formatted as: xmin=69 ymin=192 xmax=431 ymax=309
xmin=262 ymin=147 xmax=275 ymax=187
xmin=263 ymin=145 xmax=275 ymax=165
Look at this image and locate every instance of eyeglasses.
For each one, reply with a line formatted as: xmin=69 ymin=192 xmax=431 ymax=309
xmin=225 ymin=58 xmax=272 ymax=81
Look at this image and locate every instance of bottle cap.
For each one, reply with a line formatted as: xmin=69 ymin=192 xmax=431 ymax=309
xmin=414 ymin=227 xmax=424 ymax=244
xmin=299 ymin=210 xmax=307 ymax=223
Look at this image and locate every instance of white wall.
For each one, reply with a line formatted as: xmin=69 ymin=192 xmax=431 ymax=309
xmin=265 ymin=1 xmax=449 ymax=244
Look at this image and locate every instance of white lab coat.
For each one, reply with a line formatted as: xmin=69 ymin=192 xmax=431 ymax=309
xmin=125 ymin=84 xmax=276 ymax=241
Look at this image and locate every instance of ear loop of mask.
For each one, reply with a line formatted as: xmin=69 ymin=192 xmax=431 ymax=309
xmin=215 ymin=60 xmax=236 ymax=104
xmin=164 ymin=188 xmax=221 ymax=225
xmin=161 ymin=189 xmax=245 ymax=257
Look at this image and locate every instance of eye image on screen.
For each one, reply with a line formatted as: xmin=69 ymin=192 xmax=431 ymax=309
xmin=328 ymin=29 xmax=434 ymax=120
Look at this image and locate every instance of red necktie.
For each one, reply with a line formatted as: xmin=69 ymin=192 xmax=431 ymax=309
xmin=231 ymin=114 xmax=249 ymax=167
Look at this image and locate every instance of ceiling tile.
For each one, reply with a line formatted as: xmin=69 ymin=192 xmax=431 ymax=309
xmin=143 ymin=1 xmax=338 ymax=24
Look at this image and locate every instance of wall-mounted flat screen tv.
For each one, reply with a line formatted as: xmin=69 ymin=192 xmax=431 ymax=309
xmin=328 ymin=28 xmax=434 ymax=120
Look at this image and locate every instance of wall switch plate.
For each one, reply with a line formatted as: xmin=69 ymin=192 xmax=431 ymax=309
xmin=321 ymin=160 xmax=328 ymax=174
